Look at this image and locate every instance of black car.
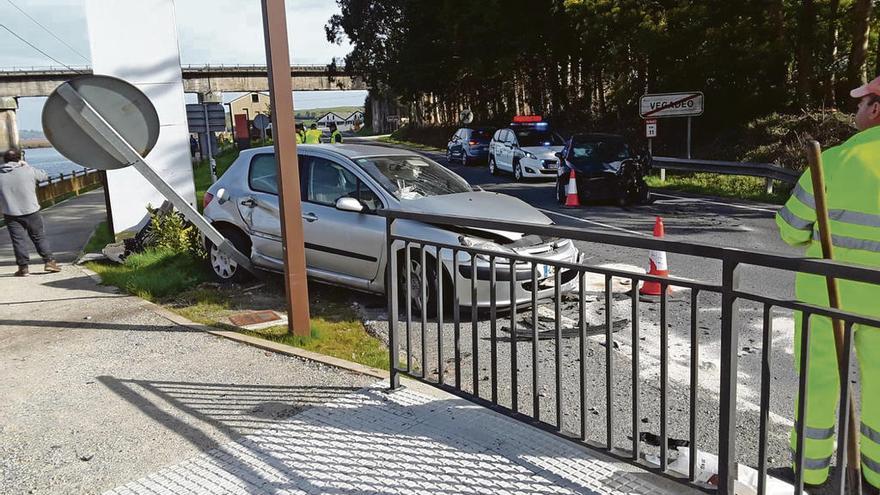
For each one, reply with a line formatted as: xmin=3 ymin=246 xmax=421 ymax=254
xmin=446 ymin=127 xmax=494 ymax=166
xmin=554 ymin=133 xmax=651 ymax=205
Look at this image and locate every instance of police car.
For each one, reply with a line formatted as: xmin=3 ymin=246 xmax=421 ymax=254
xmin=488 ymin=116 xmax=564 ymax=181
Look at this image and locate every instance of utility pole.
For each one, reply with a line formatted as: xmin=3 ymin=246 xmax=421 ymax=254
xmin=261 ymin=0 xmax=310 ymax=336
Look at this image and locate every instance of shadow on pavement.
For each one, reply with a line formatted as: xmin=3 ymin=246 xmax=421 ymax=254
xmin=96 ymin=376 xmax=691 ymax=494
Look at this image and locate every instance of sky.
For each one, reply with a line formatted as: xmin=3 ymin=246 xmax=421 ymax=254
xmin=0 ymin=0 xmax=365 ymax=130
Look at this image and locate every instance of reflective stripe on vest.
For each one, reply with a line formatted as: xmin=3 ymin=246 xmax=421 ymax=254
xmin=863 ymin=422 xmax=880 ymax=444
xmin=812 ymin=231 xmax=880 ymax=253
xmin=790 ymin=449 xmax=832 ymax=470
xmin=793 ymin=183 xmax=816 ymax=209
xmin=864 ymin=453 xmax=880 ymax=474
xmin=830 ymin=208 xmax=880 ymax=228
xmin=794 ymin=421 xmax=835 ymax=440
xmin=779 ymin=206 xmax=813 ymax=231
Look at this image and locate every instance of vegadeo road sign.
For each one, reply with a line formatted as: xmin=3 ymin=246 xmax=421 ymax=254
xmin=639 ymin=92 xmax=704 ymax=118
xmin=645 ymin=119 xmax=657 ymax=138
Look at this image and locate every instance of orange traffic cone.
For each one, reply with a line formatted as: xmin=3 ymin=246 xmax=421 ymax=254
xmin=640 ymin=217 xmax=672 ymax=296
xmin=564 ymin=169 xmax=580 ymax=207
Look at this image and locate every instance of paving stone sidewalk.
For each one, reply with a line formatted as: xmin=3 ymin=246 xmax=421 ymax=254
xmin=106 ymin=385 xmax=698 ymax=495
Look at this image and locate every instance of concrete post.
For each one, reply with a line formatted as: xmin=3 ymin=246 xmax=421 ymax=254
xmin=197 ymin=91 xmax=222 ymax=181
xmin=0 ymin=97 xmax=20 ymax=152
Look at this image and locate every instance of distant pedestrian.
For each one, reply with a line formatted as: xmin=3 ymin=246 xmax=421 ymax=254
xmin=329 ymin=122 xmax=343 ymax=144
xmin=776 ymin=75 xmax=880 ymax=490
xmin=189 ymin=135 xmax=199 ymax=159
xmin=295 ymin=123 xmax=306 ymax=144
xmin=0 ymin=148 xmax=60 ymax=276
xmin=305 ymin=123 xmax=322 ymax=144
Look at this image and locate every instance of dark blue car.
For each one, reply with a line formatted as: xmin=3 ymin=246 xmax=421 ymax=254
xmin=446 ymin=127 xmax=494 ymax=166
xmin=555 ymin=133 xmax=652 ymax=205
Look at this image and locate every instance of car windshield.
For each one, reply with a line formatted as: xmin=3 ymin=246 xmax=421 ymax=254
xmin=469 ymin=129 xmax=492 ymax=143
xmin=514 ymin=128 xmax=564 ymax=147
xmin=356 ymin=155 xmax=472 ymax=200
xmin=570 ymin=140 xmax=631 ymax=164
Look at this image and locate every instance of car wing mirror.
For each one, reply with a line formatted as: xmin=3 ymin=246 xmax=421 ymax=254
xmin=216 ymin=187 xmax=230 ymax=204
xmin=335 ymin=197 xmax=364 ymax=213
xmin=554 ymin=152 xmax=564 ymax=160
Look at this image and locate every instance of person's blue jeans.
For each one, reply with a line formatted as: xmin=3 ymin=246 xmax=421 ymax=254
xmin=4 ymin=212 xmax=54 ymax=267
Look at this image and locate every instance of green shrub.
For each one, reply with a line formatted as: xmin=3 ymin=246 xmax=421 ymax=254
xmin=148 ymin=208 xmax=206 ymax=259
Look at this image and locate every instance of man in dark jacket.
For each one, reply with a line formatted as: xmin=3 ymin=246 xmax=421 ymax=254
xmin=1 ymin=148 xmax=60 ymax=276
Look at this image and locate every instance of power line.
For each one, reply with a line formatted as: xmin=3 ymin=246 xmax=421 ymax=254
xmin=6 ymin=0 xmax=90 ymax=63
xmin=0 ymin=23 xmax=83 ymax=73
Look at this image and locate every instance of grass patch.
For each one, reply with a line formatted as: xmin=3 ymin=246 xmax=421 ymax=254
xmin=378 ymin=136 xmax=444 ymax=152
xmin=85 ymin=248 xmax=211 ymax=301
xmin=83 ymin=221 xmax=114 ymax=253
xmin=242 ymin=319 xmax=389 ymax=370
xmin=169 ymin=280 xmax=390 ymax=370
xmin=645 ymin=172 xmax=791 ymax=204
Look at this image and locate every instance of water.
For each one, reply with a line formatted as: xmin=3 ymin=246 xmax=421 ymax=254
xmin=20 ymin=147 xmax=85 ymax=178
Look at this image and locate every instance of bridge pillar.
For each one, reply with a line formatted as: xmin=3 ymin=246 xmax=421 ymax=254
xmin=197 ymin=91 xmax=222 ymax=104
xmin=0 ymin=97 xmax=19 ymax=152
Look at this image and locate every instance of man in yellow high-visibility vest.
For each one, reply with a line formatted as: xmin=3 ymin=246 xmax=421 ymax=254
xmin=776 ymin=75 xmax=880 ymax=490
xmin=305 ymin=123 xmax=322 ymax=144
xmin=295 ymin=123 xmax=306 ymax=144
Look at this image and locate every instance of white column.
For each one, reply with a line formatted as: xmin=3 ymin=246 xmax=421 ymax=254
xmin=86 ymin=0 xmax=196 ymax=235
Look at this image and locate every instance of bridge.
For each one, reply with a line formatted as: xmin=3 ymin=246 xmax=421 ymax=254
xmin=0 ymin=64 xmax=370 ymax=150
xmin=0 ymin=64 xmax=367 ymax=98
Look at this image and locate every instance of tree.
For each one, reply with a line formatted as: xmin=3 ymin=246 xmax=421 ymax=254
xmin=847 ymin=0 xmax=873 ymax=88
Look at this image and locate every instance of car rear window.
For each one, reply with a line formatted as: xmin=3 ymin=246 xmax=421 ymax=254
xmin=469 ymin=129 xmax=492 ymax=142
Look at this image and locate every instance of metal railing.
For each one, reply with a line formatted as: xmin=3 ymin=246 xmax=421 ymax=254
xmin=381 ymin=209 xmax=880 ymax=494
xmin=653 ymin=156 xmax=801 ymax=187
xmin=36 ymin=168 xmax=101 ymax=206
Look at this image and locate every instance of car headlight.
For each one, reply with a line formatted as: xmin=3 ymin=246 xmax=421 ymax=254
xmin=523 ymin=151 xmax=537 ymax=160
xmin=458 ymin=235 xmax=515 ymax=255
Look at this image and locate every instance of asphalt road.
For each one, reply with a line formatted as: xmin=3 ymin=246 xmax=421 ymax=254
xmin=352 ymin=139 xmax=847 ymax=484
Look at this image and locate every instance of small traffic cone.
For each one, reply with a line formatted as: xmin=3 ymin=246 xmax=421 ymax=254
xmin=564 ymin=169 xmax=580 ymax=207
xmin=640 ymin=217 xmax=672 ymax=296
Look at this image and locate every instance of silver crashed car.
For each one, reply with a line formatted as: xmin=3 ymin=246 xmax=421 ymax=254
xmin=202 ymin=144 xmax=581 ymax=310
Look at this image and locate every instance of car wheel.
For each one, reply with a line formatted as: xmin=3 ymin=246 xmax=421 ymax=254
xmin=489 ymin=157 xmax=498 ymax=176
xmin=207 ymin=227 xmax=253 ymax=283
xmin=462 ymin=154 xmax=470 ymax=166
xmin=398 ymin=249 xmax=442 ymax=318
xmin=446 ymin=150 xmax=453 ymax=163
xmin=514 ymin=161 xmax=523 ymax=181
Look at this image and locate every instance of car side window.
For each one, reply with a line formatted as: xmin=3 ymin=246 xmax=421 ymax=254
xmin=305 ymin=156 xmax=381 ymax=211
xmin=248 ymin=154 xmax=278 ymax=195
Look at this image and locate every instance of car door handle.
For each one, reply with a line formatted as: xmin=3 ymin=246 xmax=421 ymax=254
xmin=240 ymin=198 xmax=256 ymax=208
xmin=302 ymin=213 xmax=318 ymax=222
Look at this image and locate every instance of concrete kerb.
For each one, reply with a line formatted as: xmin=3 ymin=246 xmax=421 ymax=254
xmin=75 ymin=264 xmax=388 ymax=381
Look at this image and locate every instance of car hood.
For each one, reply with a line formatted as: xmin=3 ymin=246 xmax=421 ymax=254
xmin=399 ymin=192 xmax=552 ymax=241
xmin=521 ymin=146 xmax=564 ymax=159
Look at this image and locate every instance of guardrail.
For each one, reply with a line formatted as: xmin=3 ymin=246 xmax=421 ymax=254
xmin=652 ymin=156 xmax=801 ymax=193
xmin=380 ymin=208 xmax=879 ymax=494
xmin=37 ymin=168 xmax=102 ymax=207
